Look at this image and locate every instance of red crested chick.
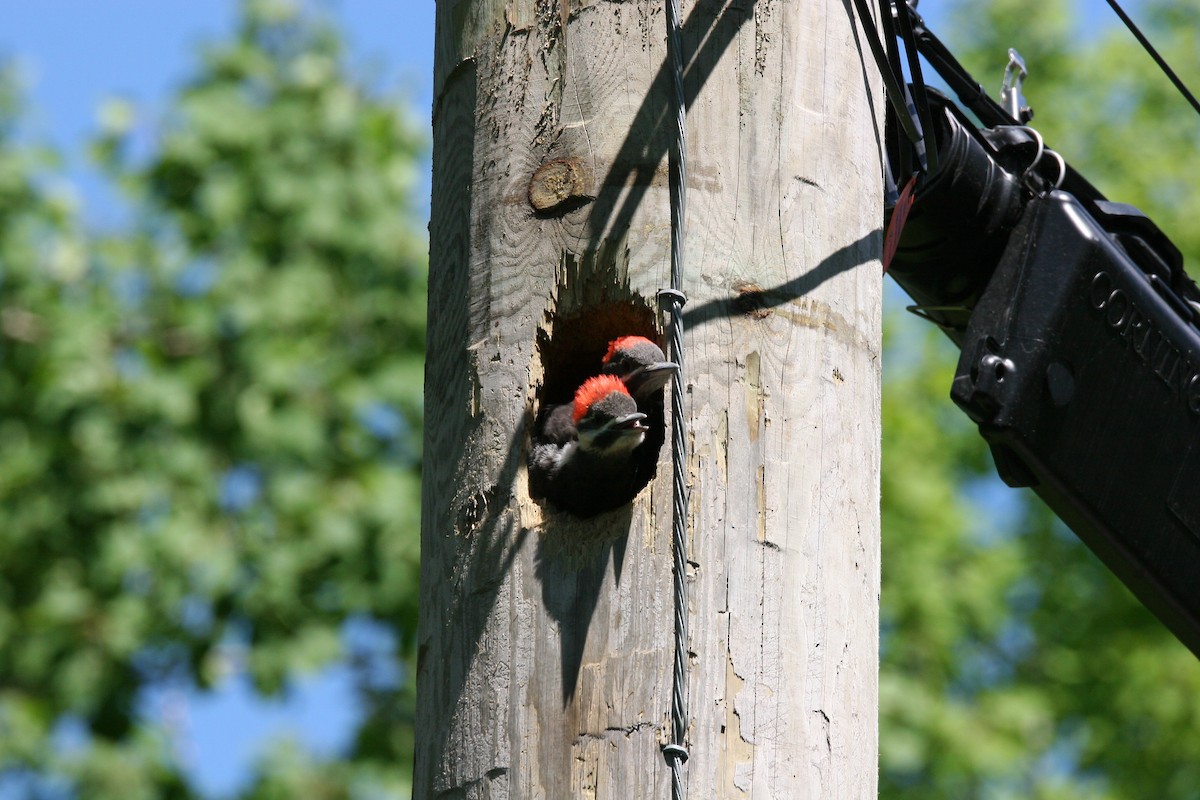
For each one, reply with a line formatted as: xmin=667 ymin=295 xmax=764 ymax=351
xmin=601 ymin=335 xmax=679 ymax=401
xmin=529 ymin=374 xmax=649 ymax=517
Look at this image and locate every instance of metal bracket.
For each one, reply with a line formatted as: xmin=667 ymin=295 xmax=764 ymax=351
xmin=657 ymin=288 xmax=688 ymax=309
xmin=1000 ymin=48 xmax=1033 ymax=123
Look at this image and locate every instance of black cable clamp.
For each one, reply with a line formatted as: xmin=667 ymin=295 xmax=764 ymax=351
xmin=657 ymin=288 xmax=688 ymax=309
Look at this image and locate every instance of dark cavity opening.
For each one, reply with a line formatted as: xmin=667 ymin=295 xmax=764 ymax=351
xmin=532 ymin=299 xmax=668 ymax=515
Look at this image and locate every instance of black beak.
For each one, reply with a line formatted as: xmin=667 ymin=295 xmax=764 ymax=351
xmin=625 ymin=362 xmax=680 ymax=394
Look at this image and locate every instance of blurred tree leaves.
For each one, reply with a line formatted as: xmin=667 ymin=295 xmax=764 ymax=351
xmin=0 ymin=0 xmax=424 ymax=796
xmin=881 ymin=1 xmax=1200 ymax=797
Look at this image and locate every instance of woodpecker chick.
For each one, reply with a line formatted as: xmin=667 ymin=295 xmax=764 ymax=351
xmin=601 ymin=335 xmax=679 ymax=401
xmin=529 ymin=374 xmax=650 ymax=517
xmin=600 ymin=335 xmax=677 ymax=498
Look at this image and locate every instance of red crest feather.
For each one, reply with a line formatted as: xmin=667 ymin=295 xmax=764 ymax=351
xmin=603 ymin=335 xmax=653 ymax=365
xmin=572 ymin=374 xmax=630 ymax=423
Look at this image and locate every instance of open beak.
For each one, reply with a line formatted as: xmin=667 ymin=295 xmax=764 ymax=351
xmin=614 ymin=412 xmax=648 ymax=433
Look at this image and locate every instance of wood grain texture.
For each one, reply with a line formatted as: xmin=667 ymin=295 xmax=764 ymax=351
xmin=417 ymin=0 xmax=882 ymax=797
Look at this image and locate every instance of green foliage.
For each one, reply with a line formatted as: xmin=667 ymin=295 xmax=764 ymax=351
xmin=0 ymin=0 xmax=424 ymax=795
xmin=882 ymin=1 xmax=1200 ymax=797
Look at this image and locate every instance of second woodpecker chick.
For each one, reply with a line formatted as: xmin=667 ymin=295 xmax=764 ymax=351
xmin=529 ymin=374 xmax=649 ymax=517
xmin=600 ymin=335 xmax=677 ymax=497
xmin=601 ymin=335 xmax=679 ymax=402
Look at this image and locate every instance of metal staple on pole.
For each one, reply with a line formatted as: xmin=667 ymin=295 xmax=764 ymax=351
xmin=660 ymin=0 xmax=690 ymax=797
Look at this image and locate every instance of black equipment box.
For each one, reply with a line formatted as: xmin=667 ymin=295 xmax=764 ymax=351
xmin=878 ymin=1 xmax=1200 ymax=658
xmin=949 ymin=190 xmax=1200 ymax=654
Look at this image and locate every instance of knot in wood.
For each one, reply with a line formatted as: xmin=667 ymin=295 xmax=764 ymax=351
xmin=528 ymin=158 xmax=590 ymax=214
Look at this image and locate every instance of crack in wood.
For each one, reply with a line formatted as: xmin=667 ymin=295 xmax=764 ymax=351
xmin=575 ymin=720 xmax=656 ymax=743
xmin=813 ymin=709 xmax=832 ymax=753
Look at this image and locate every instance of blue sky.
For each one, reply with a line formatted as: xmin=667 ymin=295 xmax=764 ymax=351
xmin=1 ymin=1 xmax=436 ymax=230
xmin=1 ymin=1 xmax=435 ymax=142
xmin=0 ymin=0 xmax=1130 ymax=796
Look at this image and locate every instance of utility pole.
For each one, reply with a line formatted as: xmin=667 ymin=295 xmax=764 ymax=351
xmin=417 ymin=1 xmax=882 ymax=797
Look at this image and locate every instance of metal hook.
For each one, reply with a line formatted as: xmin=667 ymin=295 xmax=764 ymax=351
xmin=1017 ymin=125 xmax=1044 ymax=183
xmin=1014 ymin=126 xmax=1065 ymax=192
xmin=1045 ymin=149 xmax=1067 ymax=189
xmin=1000 ymin=48 xmax=1032 ymax=123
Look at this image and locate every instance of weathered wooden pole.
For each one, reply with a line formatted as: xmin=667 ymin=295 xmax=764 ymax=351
xmin=417 ymin=0 xmax=882 ymax=796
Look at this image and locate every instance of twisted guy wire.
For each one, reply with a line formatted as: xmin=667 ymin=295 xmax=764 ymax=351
xmin=662 ymin=0 xmax=690 ymax=798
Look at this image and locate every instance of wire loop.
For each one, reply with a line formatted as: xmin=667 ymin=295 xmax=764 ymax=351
xmin=662 ymin=743 xmax=690 ymax=763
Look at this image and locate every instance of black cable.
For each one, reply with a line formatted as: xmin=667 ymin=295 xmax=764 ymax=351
xmin=851 ymin=0 xmax=923 ymax=145
xmin=879 ymin=0 xmax=905 ymax=93
xmin=906 ymin=10 xmax=1014 ymax=127
xmin=895 ymin=1 xmax=939 ymax=173
xmin=879 ymin=0 xmax=913 ymax=178
xmin=1103 ymin=0 xmax=1200 ymax=119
